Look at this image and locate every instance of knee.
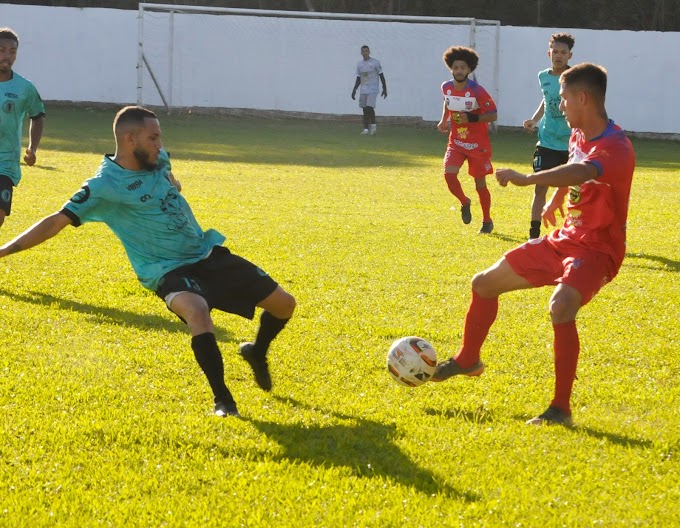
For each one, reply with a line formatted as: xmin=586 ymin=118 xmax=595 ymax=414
xmin=280 ymin=291 xmax=296 ymax=319
xmin=549 ymin=295 xmax=579 ymax=324
xmin=471 ymin=271 xmax=492 ymax=297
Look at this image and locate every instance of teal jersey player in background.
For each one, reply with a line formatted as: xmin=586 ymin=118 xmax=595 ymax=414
xmin=523 ymin=32 xmax=575 ymax=239
xmin=0 ymin=27 xmax=45 ymax=229
xmin=0 ymin=106 xmax=295 ymax=419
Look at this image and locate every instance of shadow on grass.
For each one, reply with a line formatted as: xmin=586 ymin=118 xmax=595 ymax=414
xmin=511 ymin=413 xmax=653 ymax=448
xmin=0 ymin=288 xmax=232 ymax=340
xmin=243 ymin=395 xmax=480 ymax=501
xmin=625 ymin=252 xmax=680 ymax=272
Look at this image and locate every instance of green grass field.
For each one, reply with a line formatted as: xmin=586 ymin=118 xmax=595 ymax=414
xmin=1 ymin=107 xmax=678 ymax=527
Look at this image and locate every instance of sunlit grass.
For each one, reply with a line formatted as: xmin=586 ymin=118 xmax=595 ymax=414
xmin=0 ymin=108 xmax=678 ymax=526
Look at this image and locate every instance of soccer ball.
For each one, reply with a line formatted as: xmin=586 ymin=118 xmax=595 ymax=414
xmin=386 ymin=336 xmax=437 ymax=387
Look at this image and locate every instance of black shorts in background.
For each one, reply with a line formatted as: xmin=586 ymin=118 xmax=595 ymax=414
xmin=532 ymin=146 xmax=570 ymax=172
xmin=0 ymin=175 xmax=14 ymax=216
xmin=155 ymin=245 xmax=279 ymax=320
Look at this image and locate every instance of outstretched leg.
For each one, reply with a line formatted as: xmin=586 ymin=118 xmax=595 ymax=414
xmin=169 ymin=292 xmax=239 ymax=416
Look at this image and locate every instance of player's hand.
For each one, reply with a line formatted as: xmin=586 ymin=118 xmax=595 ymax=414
xmin=351 ymin=90 xmax=356 ymax=100
xmin=496 ymin=168 xmax=529 ymax=187
xmin=381 ymin=88 xmax=387 ymax=98
xmin=436 ymin=120 xmax=449 ymax=134
xmin=523 ymin=119 xmax=537 ymax=132
xmin=23 ymin=148 xmax=37 ymax=166
xmin=542 ymin=200 xmax=565 ymax=228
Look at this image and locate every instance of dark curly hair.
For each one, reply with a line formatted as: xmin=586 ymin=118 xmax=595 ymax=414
xmin=550 ymin=32 xmax=575 ymax=50
xmin=442 ymin=46 xmax=479 ymax=72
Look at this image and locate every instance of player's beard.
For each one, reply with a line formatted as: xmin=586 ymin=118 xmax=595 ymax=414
xmin=454 ymin=74 xmax=469 ymax=83
xmin=133 ymin=148 xmax=159 ymax=171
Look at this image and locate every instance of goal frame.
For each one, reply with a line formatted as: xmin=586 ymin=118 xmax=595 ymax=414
xmin=137 ymin=3 xmax=500 ymax=122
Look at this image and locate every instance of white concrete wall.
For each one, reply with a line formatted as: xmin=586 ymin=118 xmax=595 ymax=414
xmin=1 ymin=4 xmax=678 ymax=134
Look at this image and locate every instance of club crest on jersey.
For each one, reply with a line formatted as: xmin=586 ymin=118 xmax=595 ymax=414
xmin=569 ymin=185 xmax=582 ymax=204
xmin=3 ymin=100 xmax=15 ymax=113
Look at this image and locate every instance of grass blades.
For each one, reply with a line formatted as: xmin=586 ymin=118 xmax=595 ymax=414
xmin=0 ymin=108 xmax=678 ymax=526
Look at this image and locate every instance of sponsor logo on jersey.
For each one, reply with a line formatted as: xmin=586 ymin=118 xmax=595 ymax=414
xmin=453 ymin=139 xmax=479 ymax=151
xmin=126 ymin=179 xmax=143 ymax=191
xmin=70 ymin=185 xmax=90 ymax=204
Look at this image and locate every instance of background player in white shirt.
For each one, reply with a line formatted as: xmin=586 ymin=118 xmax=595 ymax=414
xmin=351 ymin=45 xmax=387 ymax=135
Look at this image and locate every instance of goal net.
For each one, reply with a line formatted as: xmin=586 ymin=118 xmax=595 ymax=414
xmin=137 ymin=4 xmax=500 ymax=123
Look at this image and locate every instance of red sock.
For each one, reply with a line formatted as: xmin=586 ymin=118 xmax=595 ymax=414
xmin=550 ymin=321 xmax=580 ymax=414
xmin=476 ymin=187 xmax=492 ymax=222
xmin=444 ymin=173 xmax=469 ymax=205
xmin=454 ymin=290 xmax=499 ymax=368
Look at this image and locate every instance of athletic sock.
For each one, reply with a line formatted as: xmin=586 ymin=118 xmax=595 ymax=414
xmin=362 ymin=108 xmax=370 ymax=129
xmin=454 ymin=290 xmax=499 ymax=368
xmin=444 ymin=173 xmax=469 ymax=205
xmin=550 ymin=321 xmax=580 ymax=415
xmin=191 ymin=332 xmax=234 ymax=404
xmin=530 ymin=220 xmax=541 ymax=239
xmin=477 ymin=187 xmax=492 ymax=222
xmin=252 ymin=311 xmax=290 ymax=359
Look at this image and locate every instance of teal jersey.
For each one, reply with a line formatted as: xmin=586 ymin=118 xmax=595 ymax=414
xmin=536 ymin=68 xmax=571 ymax=151
xmin=61 ymin=149 xmax=226 ymax=291
xmin=0 ymin=72 xmax=45 ymax=185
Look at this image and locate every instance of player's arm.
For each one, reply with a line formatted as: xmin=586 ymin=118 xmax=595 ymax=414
xmin=351 ymin=77 xmax=361 ymax=99
xmin=497 ymin=161 xmax=597 ymax=188
xmin=437 ymin=101 xmax=450 ymax=133
xmin=0 ymin=212 xmax=72 ymax=259
xmin=523 ymin=101 xmax=544 ymax=131
xmin=24 ymin=114 xmax=45 ymax=167
xmin=453 ymin=110 xmax=497 ymax=125
xmin=379 ymin=73 xmax=387 ymax=98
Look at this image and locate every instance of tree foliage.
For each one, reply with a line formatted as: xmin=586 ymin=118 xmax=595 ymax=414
xmin=5 ymin=0 xmax=679 ymax=31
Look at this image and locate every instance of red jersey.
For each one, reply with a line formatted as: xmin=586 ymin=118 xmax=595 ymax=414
xmin=548 ymin=121 xmax=635 ymax=270
xmin=441 ymin=78 xmax=497 ymax=157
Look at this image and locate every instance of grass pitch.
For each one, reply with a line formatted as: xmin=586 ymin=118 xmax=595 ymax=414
xmin=1 ymin=107 xmax=678 ymax=526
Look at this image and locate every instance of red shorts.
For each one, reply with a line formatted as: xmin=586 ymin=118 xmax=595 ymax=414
xmin=504 ymin=236 xmax=618 ymax=305
xmin=444 ymin=148 xmax=493 ymax=178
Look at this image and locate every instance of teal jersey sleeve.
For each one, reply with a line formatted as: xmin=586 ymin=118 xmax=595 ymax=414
xmin=62 ymin=149 xmax=225 ymax=290
xmin=536 ymin=69 xmax=571 ymax=151
xmin=0 ymin=72 xmax=46 ymax=185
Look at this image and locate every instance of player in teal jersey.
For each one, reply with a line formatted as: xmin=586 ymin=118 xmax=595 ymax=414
xmin=523 ymin=33 xmax=575 ymax=239
xmin=0 ymin=106 xmax=295 ymax=418
xmin=0 ymin=28 xmax=45 ymax=230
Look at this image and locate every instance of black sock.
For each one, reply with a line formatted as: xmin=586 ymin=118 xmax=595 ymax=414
xmin=191 ymin=332 xmax=234 ymax=404
xmin=362 ymin=108 xmax=370 ymax=129
xmin=252 ymin=311 xmax=289 ymax=359
xmin=530 ymin=220 xmax=541 ymax=238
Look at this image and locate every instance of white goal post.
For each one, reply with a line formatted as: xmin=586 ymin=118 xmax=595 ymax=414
xmin=137 ymin=4 xmax=500 ymax=123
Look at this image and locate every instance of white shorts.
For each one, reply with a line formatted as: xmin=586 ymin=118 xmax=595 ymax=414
xmin=359 ymin=92 xmax=378 ymax=109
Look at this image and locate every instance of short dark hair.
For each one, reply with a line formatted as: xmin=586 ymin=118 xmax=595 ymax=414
xmin=113 ymin=105 xmax=157 ymax=134
xmin=442 ymin=46 xmax=479 ymax=72
xmin=0 ymin=28 xmax=19 ymax=44
xmin=361 ymin=45 xmax=369 ymax=51
xmin=561 ymin=63 xmax=607 ymax=102
xmin=550 ymin=32 xmax=575 ymax=50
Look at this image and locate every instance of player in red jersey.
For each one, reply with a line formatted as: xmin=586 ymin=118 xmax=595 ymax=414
xmin=437 ymin=46 xmax=497 ymax=234
xmin=431 ymin=63 xmax=635 ymax=427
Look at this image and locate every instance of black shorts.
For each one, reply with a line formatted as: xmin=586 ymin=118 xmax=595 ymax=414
xmin=155 ymin=245 xmax=279 ymax=320
xmin=532 ymin=146 xmax=569 ymax=172
xmin=0 ymin=175 xmax=14 ymax=216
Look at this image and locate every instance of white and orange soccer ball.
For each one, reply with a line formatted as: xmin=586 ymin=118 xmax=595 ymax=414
xmin=386 ymin=336 xmax=437 ymax=387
